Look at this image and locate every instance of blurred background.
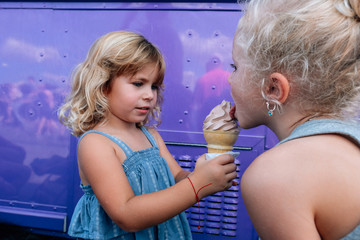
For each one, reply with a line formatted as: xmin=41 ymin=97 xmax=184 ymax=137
xmin=0 ymin=1 xmax=276 ymax=239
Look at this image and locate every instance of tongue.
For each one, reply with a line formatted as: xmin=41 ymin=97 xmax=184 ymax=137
xmin=229 ymin=105 xmax=237 ymax=120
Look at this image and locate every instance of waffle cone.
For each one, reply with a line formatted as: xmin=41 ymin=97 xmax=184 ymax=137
xmin=203 ymin=130 xmax=239 ymax=153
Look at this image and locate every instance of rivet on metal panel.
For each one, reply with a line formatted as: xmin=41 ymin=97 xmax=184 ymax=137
xmin=154 ymin=4 xmax=158 ymax=8
xmin=40 ymin=53 xmax=44 ymax=57
xmin=186 ymin=58 xmax=191 ymax=63
xmin=184 ymin=111 xmax=188 ymax=115
xmin=64 ymin=30 xmax=68 ymax=33
xmin=178 ymin=119 xmax=183 ymax=124
xmin=187 ymin=31 xmax=193 ymax=37
xmin=214 ymin=32 xmax=219 ymax=37
xmin=62 ymin=79 xmax=66 ymax=83
xmin=39 ymin=79 xmax=43 ymax=82
xmin=212 ymin=85 xmax=216 ymax=90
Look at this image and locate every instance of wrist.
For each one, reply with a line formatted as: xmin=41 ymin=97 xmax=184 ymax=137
xmin=175 ymin=170 xmax=191 ymax=183
xmin=186 ymin=176 xmax=212 ymax=230
xmin=186 ymin=174 xmax=212 ymax=200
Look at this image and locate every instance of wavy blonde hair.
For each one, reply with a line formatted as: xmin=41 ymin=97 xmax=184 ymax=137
xmin=235 ymin=0 xmax=360 ymax=120
xmin=58 ymin=31 xmax=165 ymax=136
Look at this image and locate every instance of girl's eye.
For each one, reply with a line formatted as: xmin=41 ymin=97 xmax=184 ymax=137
xmin=133 ymin=82 xmax=143 ymax=87
xmin=230 ymin=63 xmax=237 ymax=72
xmin=151 ymin=85 xmax=159 ymax=90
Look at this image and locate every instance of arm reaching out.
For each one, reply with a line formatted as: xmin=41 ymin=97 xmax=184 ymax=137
xmin=78 ymin=130 xmax=237 ymax=232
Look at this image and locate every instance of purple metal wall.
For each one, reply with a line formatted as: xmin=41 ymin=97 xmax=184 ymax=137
xmin=0 ymin=2 xmax=278 ymax=239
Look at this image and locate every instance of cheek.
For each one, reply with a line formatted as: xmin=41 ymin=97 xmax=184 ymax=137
xmin=229 ymin=75 xmax=243 ymax=102
xmin=153 ymin=91 xmax=158 ymax=103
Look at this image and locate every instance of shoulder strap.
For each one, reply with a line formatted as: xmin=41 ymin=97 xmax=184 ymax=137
xmin=79 ymin=130 xmax=133 ymax=158
xmin=141 ymin=126 xmax=158 ymax=147
xmin=278 ymin=119 xmax=360 ymax=147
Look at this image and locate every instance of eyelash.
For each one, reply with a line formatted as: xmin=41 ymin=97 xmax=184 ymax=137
xmin=133 ymin=82 xmax=159 ymax=90
xmin=230 ymin=63 xmax=237 ymax=71
xmin=133 ymin=82 xmax=143 ymax=87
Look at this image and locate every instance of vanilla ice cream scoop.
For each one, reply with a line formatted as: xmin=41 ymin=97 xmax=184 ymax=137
xmin=203 ymin=100 xmax=240 ymax=153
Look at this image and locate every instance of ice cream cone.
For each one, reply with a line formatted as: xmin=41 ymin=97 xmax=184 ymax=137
xmin=203 ymin=129 xmax=239 ymax=153
xmin=203 ymin=100 xmax=240 ymax=154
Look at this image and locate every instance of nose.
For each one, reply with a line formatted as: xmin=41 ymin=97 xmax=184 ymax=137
xmin=143 ymin=87 xmax=155 ymax=101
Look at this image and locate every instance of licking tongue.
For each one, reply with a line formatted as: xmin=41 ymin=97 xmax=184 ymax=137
xmin=229 ymin=105 xmax=236 ymax=120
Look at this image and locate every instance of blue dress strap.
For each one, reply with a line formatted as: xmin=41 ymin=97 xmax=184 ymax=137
xmin=277 ymin=119 xmax=360 ymax=147
xmin=140 ymin=126 xmax=158 ymax=147
xmin=79 ymin=130 xmax=134 ymax=158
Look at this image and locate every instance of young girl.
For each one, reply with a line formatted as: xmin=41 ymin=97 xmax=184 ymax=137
xmin=229 ymin=0 xmax=360 ymax=239
xmin=58 ymin=31 xmax=238 ymax=239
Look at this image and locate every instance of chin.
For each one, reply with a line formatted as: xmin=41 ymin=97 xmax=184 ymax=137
xmin=237 ymin=119 xmax=260 ymax=130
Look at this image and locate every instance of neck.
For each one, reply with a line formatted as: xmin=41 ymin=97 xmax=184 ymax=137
xmin=267 ymin=110 xmax=332 ymax=141
xmin=95 ymin=117 xmax=138 ymax=135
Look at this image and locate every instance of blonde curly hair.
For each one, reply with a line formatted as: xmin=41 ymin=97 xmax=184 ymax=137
xmin=234 ymin=0 xmax=360 ymax=121
xmin=58 ymin=31 xmax=165 ymax=136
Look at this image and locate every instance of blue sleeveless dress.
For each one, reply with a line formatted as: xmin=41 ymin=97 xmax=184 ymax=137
xmin=68 ymin=126 xmax=192 ymax=240
xmin=278 ymin=119 xmax=360 ymax=239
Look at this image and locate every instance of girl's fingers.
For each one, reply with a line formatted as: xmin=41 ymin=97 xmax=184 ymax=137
xmin=225 ymin=171 xmax=238 ymax=182
xmin=222 ymin=162 xmax=238 ymax=174
xmin=213 ymin=154 xmax=235 ymax=165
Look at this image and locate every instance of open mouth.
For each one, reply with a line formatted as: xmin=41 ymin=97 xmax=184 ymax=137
xmin=136 ymin=107 xmax=150 ymax=114
xmin=137 ymin=107 xmax=150 ymax=110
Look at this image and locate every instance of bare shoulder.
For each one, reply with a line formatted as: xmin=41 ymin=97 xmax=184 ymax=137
xmin=241 ymin=138 xmax=311 ymax=209
xmin=241 ymin=134 xmax=360 ymax=239
xmin=77 ymin=131 xmax=127 ymax=185
xmin=145 ymin=127 xmax=166 ymax=147
xmin=78 ymin=131 xmax=116 ymax=156
xmin=240 ymin=137 xmax=323 ymax=239
xmin=243 ymin=133 xmax=360 ymax=187
xmin=146 ymin=126 xmax=160 ymax=139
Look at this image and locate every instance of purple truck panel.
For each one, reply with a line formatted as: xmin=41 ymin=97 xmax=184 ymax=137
xmin=0 ymin=2 xmax=278 ymax=239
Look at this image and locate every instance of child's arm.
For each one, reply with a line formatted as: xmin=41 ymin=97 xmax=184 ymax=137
xmin=147 ymin=127 xmax=190 ymax=183
xmin=78 ymin=133 xmax=237 ymax=232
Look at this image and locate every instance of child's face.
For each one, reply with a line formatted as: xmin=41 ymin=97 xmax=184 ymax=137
xmin=228 ymin=42 xmax=265 ymax=129
xmin=106 ymin=62 xmax=159 ymax=125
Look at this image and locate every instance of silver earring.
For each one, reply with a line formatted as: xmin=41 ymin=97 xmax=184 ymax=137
xmin=266 ymin=101 xmax=276 ymax=116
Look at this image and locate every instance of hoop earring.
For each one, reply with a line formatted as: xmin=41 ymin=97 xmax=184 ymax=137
xmin=266 ymin=101 xmax=277 ymax=116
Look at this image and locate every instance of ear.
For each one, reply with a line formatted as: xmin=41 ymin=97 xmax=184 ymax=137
xmin=265 ymin=73 xmax=290 ymax=103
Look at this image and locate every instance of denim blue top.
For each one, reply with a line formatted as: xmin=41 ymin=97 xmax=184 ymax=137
xmin=68 ymin=126 xmax=192 ymax=240
xmin=278 ymin=119 xmax=360 ymax=147
xmin=278 ymin=119 xmax=360 ymax=239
